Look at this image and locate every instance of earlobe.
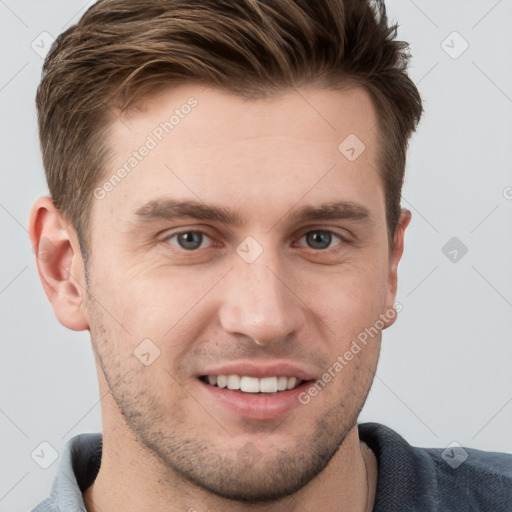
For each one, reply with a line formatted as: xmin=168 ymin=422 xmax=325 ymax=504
xmin=383 ymin=208 xmax=411 ymax=329
xmin=29 ymin=197 xmax=89 ymax=331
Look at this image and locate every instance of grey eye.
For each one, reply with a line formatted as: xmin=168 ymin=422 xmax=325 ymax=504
xmin=167 ymin=231 xmax=212 ymax=250
xmin=300 ymin=230 xmax=342 ymax=250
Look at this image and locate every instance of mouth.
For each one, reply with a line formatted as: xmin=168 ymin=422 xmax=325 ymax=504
xmin=196 ymin=365 xmax=315 ymax=420
xmin=199 ymin=374 xmax=306 ymax=394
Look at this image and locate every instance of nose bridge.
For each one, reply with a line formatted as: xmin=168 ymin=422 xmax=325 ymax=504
xmin=219 ymin=246 xmax=303 ymax=345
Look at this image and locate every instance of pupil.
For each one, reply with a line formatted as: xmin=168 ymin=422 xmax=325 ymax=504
xmin=307 ymin=231 xmax=331 ymax=249
xmin=178 ymin=232 xmax=202 ymax=250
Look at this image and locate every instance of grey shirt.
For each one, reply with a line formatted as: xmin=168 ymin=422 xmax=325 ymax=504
xmin=32 ymin=422 xmax=512 ymax=511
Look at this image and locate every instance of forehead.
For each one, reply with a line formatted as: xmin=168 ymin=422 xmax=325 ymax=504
xmin=94 ymin=84 xmax=383 ymax=229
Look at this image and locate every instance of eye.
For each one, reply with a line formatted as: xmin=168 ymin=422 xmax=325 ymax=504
xmin=164 ymin=230 xmax=214 ymax=251
xmin=297 ymin=230 xmax=343 ymax=250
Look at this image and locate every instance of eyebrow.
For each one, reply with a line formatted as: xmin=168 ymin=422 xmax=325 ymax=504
xmin=132 ymin=198 xmax=372 ymax=227
xmin=133 ymin=199 xmax=245 ymax=226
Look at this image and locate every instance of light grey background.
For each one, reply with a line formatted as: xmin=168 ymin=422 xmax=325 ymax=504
xmin=1 ymin=0 xmax=511 ymax=510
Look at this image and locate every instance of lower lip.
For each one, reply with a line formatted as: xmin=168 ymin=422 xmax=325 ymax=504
xmin=197 ymin=379 xmax=312 ymax=420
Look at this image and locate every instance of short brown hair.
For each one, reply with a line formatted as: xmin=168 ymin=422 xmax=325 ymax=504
xmin=36 ymin=0 xmax=422 ymax=256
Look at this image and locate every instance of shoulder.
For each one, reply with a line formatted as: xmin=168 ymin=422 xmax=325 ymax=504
xmin=31 ymin=432 xmax=102 ymax=512
xmin=359 ymin=422 xmax=512 ymax=512
xmin=31 ymin=496 xmax=62 ymax=512
xmin=31 ymin=497 xmax=57 ymax=512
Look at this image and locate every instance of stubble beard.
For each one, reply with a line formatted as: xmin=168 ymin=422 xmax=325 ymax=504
xmin=88 ymin=302 xmax=376 ymax=503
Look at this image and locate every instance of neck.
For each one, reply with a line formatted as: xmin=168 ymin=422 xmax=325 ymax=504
xmin=83 ymin=409 xmax=376 ymax=512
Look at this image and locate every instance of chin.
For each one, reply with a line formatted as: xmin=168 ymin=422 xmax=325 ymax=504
xmin=138 ymin=414 xmax=353 ymax=504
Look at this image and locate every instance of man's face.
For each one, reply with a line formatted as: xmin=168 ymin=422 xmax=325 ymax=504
xmin=83 ymin=84 xmax=402 ymax=501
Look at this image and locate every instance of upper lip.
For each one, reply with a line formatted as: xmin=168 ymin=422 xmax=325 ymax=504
xmin=197 ymin=361 xmax=315 ymax=381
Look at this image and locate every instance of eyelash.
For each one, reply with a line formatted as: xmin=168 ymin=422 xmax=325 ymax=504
xmin=162 ymin=229 xmax=347 ymax=252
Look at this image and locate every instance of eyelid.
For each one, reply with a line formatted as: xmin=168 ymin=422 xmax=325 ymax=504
xmin=159 ymin=225 xmax=214 ymax=239
xmin=294 ymin=229 xmax=346 ymax=249
xmin=161 ymin=228 xmax=216 ymax=249
xmin=159 ymin=226 xmax=352 ymax=251
xmin=295 ymin=222 xmax=353 ymax=238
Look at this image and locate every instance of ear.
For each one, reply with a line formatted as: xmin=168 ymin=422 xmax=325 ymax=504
xmin=382 ymin=208 xmax=411 ymax=329
xmin=28 ymin=196 xmax=89 ymax=331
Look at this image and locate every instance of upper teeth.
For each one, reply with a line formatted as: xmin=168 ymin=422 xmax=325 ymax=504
xmin=206 ymin=375 xmax=301 ymax=393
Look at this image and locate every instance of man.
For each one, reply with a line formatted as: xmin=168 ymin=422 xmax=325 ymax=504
xmin=29 ymin=0 xmax=511 ymax=510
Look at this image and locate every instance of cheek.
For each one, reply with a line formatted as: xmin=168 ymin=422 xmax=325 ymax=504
xmin=302 ymin=260 xmax=389 ymax=339
xmin=88 ymin=264 xmax=224 ymax=372
xmin=87 ymin=233 xmax=390 ymax=363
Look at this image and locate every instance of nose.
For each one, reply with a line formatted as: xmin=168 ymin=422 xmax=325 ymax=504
xmin=218 ymin=251 xmax=305 ymax=346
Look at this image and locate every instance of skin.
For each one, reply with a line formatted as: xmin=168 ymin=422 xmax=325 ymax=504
xmin=29 ymin=84 xmax=411 ymax=512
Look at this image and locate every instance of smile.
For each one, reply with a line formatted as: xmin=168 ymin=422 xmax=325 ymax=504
xmin=200 ymin=374 xmax=304 ymax=393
